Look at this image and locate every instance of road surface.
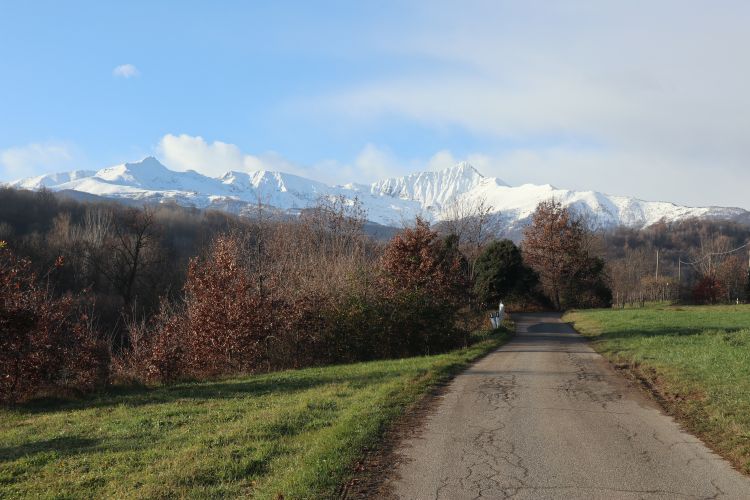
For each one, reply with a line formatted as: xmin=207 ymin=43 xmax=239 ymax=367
xmin=386 ymin=313 xmax=750 ymax=499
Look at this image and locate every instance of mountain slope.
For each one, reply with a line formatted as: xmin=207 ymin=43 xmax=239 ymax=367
xmin=370 ymin=161 xmax=494 ymax=210
xmin=6 ymin=157 xmax=747 ymax=231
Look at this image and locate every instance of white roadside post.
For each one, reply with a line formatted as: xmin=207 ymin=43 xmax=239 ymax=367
xmin=490 ymin=301 xmax=505 ymax=329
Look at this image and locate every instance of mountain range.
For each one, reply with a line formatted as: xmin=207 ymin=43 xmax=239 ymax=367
xmin=6 ymin=157 xmax=748 ymax=234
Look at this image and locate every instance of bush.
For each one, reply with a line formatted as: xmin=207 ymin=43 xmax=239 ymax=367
xmin=129 ymin=234 xmax=287 ymax=381
xmin=0 ymin=245 xmax=108 ymax=403
xmin=692 ymin=276 xmax=726 ymax=304
xmin=566 ymin=256 xmax=613 ymax=308
xmin=378 ymin=219 xmax=469 ymax=355
xmin=116 ymin=218 xmax=476 ymax=384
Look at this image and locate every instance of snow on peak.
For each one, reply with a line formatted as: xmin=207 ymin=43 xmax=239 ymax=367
xmin=446 ymin=160 xmax=482 ymax=177
xmin=94 ymin=157 xmax=174 ymax=186
xmin=370 ymin=161 xmax=492 ymax=209
xmin=4 ymin=158 xmax=747 ymax=233
xmin=9 ymin=169 xmax=97 ymax=190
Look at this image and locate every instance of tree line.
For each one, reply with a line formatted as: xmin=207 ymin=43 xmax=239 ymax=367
xmin=603 ymin=219 xmax=750 ymax=306
xmin=3 ymin=189 xmax=480 ymax=402
xmin=4 ymin=188 xmax=695 ymax=404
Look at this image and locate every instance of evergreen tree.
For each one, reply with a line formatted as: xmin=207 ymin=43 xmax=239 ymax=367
xmin=473 ymin=239 xmax=525 ymax=306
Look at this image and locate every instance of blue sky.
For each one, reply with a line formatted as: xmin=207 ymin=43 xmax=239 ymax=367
xmin=1 ymin=1 xmax=749 ymax=208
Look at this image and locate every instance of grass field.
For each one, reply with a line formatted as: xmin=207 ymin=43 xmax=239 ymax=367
xmin=0 ymin=328 xmax=509 ymax=499
xmin=565 ymin=305 xmax=750 ymax=473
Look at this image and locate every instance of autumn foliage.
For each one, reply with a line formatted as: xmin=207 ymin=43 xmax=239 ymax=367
xmin=377 ymin=219 xmax=470 ymax=355
xmin=144 ymin=235 xmax=287 ymax=380
xmin=380 ymin=220 xmax=468 ymax=303
xmin=0 ymin=245 xmax=108 ymax=403
xmin=692 ymin=276 xmax=727 ymax=304
xmin=522 ymin=200 xmax=611 ymax=309
xmin=114 ymin=216 xmax=473 ymax=383
xmin=6 ymin=188 xmax=750 ymax=403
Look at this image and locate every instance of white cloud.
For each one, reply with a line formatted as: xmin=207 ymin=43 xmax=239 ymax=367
xmin=305 ymin=1 xmax=750 ymax=208
xmin=0 ymin=142 xmax=76 ymax=178
xmin=154 ymin=133 xmax=750 ymax=208
xmin=326 ymin=146 xmax=490 ymax=185
xmin=460 ymin=148 xmax=750 ymax=208
xmin=351 ymin=144 xmax=405 ymax=181
xmin=425 ymin=150 xmax=463 ymax=172
xmin=156 ymin=134 xmax=475 ymax=185
xmin=113 ymin=64 xmax=139 ymax=78
xmin=158 ymin=134 xmax=245 ymax=174
xmin=156 ymin=134 xmax=303 ymax=178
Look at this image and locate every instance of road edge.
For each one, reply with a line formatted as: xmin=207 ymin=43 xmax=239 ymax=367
xmin=563 ymin=311 xmax=750 ymax=478
xmin=339 ymin=323 xmax=515 ymax=499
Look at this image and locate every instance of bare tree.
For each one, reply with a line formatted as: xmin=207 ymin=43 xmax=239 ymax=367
xmin=102 ymin=206 xmax=161 ymax=307
xmin=302 ymin=195 xmax=367 ymax=255
xmin=83 ymin=207 xmax=113 ymax=247
xmin=439 ymin=196 xmax=499 ymax=276
xmin=79 ymin=207 xmax=113 ymax=283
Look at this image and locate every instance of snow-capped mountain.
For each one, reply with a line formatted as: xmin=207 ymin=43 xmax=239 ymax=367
xmin=6 ymin=157 xmax=748 ymax=233
xmin=370 ymin=162 xmax=493 ymax=211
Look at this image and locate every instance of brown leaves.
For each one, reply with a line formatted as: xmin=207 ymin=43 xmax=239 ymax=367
xmin=124 ymin=218 xmax=473 ymax=383
xmin=692 ymin=276 xmax=727 ymax=304
xmin=0 ymin=246 xmax=107 ymax=403
xmin=377 ymin=218 xmax=469 ymax=355
xmin=380 ymin=218 xmax=467 ymax=302
xmin=136 ymin=234 xmax=287 ymax=381
xmin=522 ymin=200 xmax=609 ymax=309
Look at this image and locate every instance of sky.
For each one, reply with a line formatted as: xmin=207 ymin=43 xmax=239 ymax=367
xmin=1 ymin=0 xmax=749 ymax=208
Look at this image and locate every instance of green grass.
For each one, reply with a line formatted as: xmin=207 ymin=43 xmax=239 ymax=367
xmin=0 ymin=327 xmax=510 ymax=499
xmin=564 ymin=304 xmax=750 ymax=473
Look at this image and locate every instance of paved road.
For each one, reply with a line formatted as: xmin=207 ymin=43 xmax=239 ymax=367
xmin=386 ymin=313 xmax=750 ymax=499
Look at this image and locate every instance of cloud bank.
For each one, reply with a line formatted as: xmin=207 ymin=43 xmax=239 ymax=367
xmin=157 ymin=134 xmax=302 ymax=178
xmin=305 ymin=0 xmax=750 ymax=207
xmin=0 ymin=142 xmax=75 ymax=179
xmin=155 ymin=134 xmax=484 ymax=186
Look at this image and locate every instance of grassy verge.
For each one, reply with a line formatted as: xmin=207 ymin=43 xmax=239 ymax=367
xmin=564 ymin=305 xmax=750 ymax=473
xmin=0 ymin=326 xmax=510 ymax=499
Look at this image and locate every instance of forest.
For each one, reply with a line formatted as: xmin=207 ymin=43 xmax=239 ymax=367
xmin=1 ymin=187 xmax=748 ymax=404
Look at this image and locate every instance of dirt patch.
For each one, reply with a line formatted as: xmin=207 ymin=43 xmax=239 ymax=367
xmin=338 ymin=382 xmax=452 ymax=499
xmin=607 ymin=360 xmax=705 ymax=414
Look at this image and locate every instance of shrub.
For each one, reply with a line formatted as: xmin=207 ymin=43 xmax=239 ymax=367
xmin=134 ymin=234 xmax=286 ymax=381
xmin=121 ymin=219 xmax=475 ymax=383
xmin=378 ymin=219 xmax=469 ymax=355
xmin=0 ymin=245 xmax=108 ymax=403
xmin=692 ymin=276 xmax=726 ymax=304
xmin=113 ymin=299 xmax=185 ymax=384
xmin=567 ymin=256 xmax=613 ymax=308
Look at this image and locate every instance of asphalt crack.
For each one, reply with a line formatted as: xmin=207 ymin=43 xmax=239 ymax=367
xmin=385 ymin=314 xmax=750 ymax=500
